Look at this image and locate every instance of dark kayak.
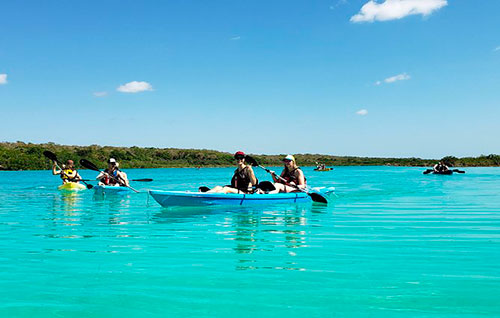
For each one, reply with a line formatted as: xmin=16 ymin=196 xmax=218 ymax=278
xmin=432 ymin=170 xmax=453 ymax=175
xmin=423 ymin=169 xmax=465 ymax=175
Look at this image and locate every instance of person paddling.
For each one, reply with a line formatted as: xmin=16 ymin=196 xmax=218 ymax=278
xmin=205 ymin=151 xmax=258 ymax=194
xmin=433 ymin=161 xmax=450 ymax=173
xmin=96 ymin=158 xmax=130 ymax=187
xmin=52 ymin=159 xmax=82 ymax=184
xmin=269 ymin=155 xmax=306 ymax=193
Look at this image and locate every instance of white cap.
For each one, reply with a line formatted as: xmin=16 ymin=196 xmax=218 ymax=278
xmin=108 ymin=158 xmax=117 ymax=164
xmin=283 ymin=154 xmax=295 ymax=161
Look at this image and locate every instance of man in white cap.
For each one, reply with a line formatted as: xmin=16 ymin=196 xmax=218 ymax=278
xmin=96 ymin=158 xmax=130 ymax=186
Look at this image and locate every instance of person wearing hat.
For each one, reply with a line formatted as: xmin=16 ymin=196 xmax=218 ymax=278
xmin=205 ymin=151 xmax=258 ymax=193
xmin=96 ymin=158 xmax=130 ymax=187
xmin=270 ymin=155 xmax=307 ymax=193
xmin=52 ymin=159 xmax=82 ymax=184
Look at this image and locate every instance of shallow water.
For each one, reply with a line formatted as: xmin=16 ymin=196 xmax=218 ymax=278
xmin=1 ymin=167 xmax=499 ymax=317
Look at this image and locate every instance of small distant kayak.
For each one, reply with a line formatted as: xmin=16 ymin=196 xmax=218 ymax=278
xmin=314 ymin=168 xmax=333 ymax=171
xmin=149 ymin=190 xmax=312 ymax=207
xmin=58 ymin=182 xmax=86 ymax=191
xmin=93 ymin=185 xmax=132 ymax=195
xmin=432 ymin=170 xmax=453 ymax=175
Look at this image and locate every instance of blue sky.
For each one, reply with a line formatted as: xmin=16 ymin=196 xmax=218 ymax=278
xmin=0 ymin=0 xmax=499 ymax=158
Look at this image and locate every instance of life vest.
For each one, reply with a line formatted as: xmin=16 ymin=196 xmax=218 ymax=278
xmin=280 ymin=167 xmax=306 ymax=185
xmin=230 ymin=166 xmax=257 ymax=192
xmin=61 ymin=169 xmax=78 ymax=182
xmin=101 ymin=168 xmax=122 ymax=185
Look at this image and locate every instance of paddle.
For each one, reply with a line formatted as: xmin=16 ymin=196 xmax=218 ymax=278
xmin=43 ymin=151 xmax=93 ymax=189
xmin=452 ymin=169 xmax=465 ymax=174
xmin=198 ymin=186 xmax=211 ymax=193
xmin=79 ymin=159 xmax=139 ymax=193
xmin=77 ymin=178 xmax=153 ymax=182
xmin=245 ymin=155 xmax=329 ymax=204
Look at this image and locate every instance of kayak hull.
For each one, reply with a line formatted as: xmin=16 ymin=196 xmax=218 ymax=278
xmin=149 ymin=190 xmax=311 ymax=207
xmin=58 ymin=182 xmax=86 ymax=191
xmin=93 ymin=185 xmax=132 ymax=194
xmin=432 ymin=170 xmax=453 ymax=175
xmin=314 ymin=168 xmax=332 ymax=171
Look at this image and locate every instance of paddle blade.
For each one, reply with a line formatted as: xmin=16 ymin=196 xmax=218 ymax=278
xmin=308 ymin=192 xmax=328 ymax=204
xmin=199 ymin=186 xmax=210 ymax=192
xmin=257 ymin=181 xmax=276 ymax=192
xmin=131 ymin=178 xmax=153 ymax=182
xmin=86 ymin=184 xmax=94 ymax=189
xmin=80 ymin=159 xmax=100 ymax=171
xmin=423 ymin=169 xmax=432 ymax=174
xmin=43 ymin=150 xmax=58 ymax=162
xmin=244 ymin=155 xmax=258 ymax=167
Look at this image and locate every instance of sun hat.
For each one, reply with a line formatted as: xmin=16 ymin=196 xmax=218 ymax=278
xmin=108 ymin=158 xmax=117 ymax=164
xmin=283 ymin=154 xmax=295 ymax=162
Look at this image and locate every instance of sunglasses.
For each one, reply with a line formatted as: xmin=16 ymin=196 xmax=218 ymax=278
xmin=234 ymin=156 xmax=245 ymax=160
xmin=283 ymin=159 xmax=292 ymax=163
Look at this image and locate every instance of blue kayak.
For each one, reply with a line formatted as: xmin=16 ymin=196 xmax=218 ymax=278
xmin=93 ymin=185 xmax=132 ymax=195
xmin=149 ymin=190 xmax=312 ymax=207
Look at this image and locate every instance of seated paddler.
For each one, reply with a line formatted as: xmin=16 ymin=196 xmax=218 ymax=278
xmin=206 ymin=151 xmax=258 ymax=194
xmin=96 ymin=158 xmax=130 ymax=187
xmin=269 ymin=154 xmax=306 ymax=193
xmin=52 ymin=159 xmax=82 ymax=184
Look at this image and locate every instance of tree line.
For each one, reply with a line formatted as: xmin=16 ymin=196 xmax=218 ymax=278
xmin=0 ymin=142 xmax=498 ymax=170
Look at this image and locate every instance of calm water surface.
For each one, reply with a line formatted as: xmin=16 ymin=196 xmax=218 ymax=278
xmin=0 ymin=167 xmax=499 ymax=317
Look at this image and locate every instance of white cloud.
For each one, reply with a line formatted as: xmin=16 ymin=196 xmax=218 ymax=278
xmin=0 ymin=74 xmax=7 ymax=84
xmin=376 ymin=73 xmax=410 ymax=85
xmin=384 ymin=73 xmax=410 ymax=83
xmin=230 ymin=36 xmax=241 ymax=40
xmin=93 ymin=91 xmax=108 ymax=97
xmin=356 ymin=109 xmax=368 ymax=115
xmin=117 ymin=81 xmax=153 ymax=93
xmin=350 ymin=0 xmax=447 ymax=23
xmin=494 ymin=46 xmax=500 ymax=52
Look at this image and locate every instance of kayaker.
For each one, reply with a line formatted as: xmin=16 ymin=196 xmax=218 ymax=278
xmin=433 ymin=161 xmax=450 ymax=173
xmin=52 ymin=159 xmax=82 ymax=184
xmin=269 ymin=155 xmax=306 ymax=193
xmin=206 ymin=151 xmax=258 ymax=194
xmin=96 ymin=158 xmax=130 ymax=187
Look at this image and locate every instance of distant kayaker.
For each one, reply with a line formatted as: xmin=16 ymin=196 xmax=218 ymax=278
xmin=52 ymin=159 xmax=81 ymax=184
xmin=269 ymin=155 xmax=306 ymax=193
xmin=96 ymin=158 xmax=130 ymax=187
xmin=206 ymin=151 xmax=258 ymax=194
xmin=433 ymin=161 xmax=450 ymax=173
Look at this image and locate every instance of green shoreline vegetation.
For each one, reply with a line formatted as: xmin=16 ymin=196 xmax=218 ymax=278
xmin=0 ymin=142 xmax=499 ymax=171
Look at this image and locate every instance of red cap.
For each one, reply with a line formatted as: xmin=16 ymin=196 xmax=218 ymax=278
xmin=234 ymin=151 xmax=245 ymax=157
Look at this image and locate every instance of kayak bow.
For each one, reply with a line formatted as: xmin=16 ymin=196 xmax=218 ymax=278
xmin=58 ymin=182 xmax=86 ymax=191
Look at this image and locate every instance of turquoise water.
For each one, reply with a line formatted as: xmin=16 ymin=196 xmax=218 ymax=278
xmin=1 ymin=166 xmax=499 ymax=317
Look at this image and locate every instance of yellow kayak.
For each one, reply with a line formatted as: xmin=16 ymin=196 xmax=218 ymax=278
xmin=58 ymin=182 xmax=86 ymax=191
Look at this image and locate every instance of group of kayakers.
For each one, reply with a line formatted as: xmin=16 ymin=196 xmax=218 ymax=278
xmin=52 ymin=158 xmax=129 ymax=186
xmin=205 ymin=152 xmax=306 ymax=194
xmin=50 ymin=151 xmax=306 ymax=194
xmin=50 ymin=152 xmax=459 ymax=192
